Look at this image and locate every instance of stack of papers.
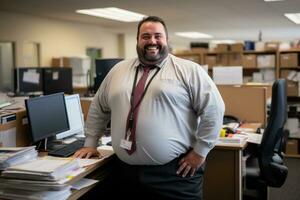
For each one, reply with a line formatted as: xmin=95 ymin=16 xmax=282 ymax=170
xmin=218 ymin=134 xmax=248 ymax=144
xmin=0 ymin=146 xmax=38 ymax=170
xmin=218 ymin=132 xmax=263 ymax=145
xmin=0 ymin=156 xmax=85 ymax=200
xmin=2 ymin=156 xmax=84 ymax=182
xmin=0 ymin=187 xmax=71 ymax=200
xmin=97 ymin=145 xmax=114 ymax=158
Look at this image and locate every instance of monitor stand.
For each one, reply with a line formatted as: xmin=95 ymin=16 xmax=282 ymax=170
xmin=37 ymin=136 xmax=66 ymax=152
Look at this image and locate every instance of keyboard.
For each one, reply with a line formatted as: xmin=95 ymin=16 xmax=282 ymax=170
xmin=48 ymin=139 xmax=84 ymax=157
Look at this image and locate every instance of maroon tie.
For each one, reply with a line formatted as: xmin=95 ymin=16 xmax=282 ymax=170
xmin=125 ymin=66 xmax=152 ymax=154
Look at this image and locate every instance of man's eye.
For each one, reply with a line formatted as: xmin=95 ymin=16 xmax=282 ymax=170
xmin=143 ymin=36 xmax=151 ymax=40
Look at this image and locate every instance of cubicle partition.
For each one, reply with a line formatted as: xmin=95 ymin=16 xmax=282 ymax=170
xmin=217 ymin=85 xmax=270 ymax=126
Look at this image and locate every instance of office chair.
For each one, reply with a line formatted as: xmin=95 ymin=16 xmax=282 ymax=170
xmin=243 ymin=79 xmax=288 ymax=200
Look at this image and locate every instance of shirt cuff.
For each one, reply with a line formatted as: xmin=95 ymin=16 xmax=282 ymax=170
xmin=84 ymin=135 xmax=100 ymax=148
xmin=193 ymin=140 xmax=216 ymax=158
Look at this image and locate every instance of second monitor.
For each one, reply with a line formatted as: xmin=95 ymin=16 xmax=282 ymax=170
xmin=56 ymin=94 xmax=84 ymax=140
xmin=43 ymin=67 xmax=73 ymax=95
xmin=94 ymin=58 xmax=123 ymax=92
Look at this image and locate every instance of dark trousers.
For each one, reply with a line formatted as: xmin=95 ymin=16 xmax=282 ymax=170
xmin=110 ymin=156 xmax=205 ymax=200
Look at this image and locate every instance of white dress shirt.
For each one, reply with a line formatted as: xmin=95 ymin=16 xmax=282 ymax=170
xmin=84 ymin=54 xmax=225 ymax=165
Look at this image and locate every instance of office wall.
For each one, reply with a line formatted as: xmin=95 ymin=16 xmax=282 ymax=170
xmin=124 ymin=34 xmax=137 ymax=59
xmin=0 ymin=11 xmax=120 ymax=67
xmin=0 ymin=42 xmax=14 ymax=91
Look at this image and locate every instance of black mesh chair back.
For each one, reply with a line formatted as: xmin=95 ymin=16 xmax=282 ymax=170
xmin=258 ymin=79 xmax=288 ymax=187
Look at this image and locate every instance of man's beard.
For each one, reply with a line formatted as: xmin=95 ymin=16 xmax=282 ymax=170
xmin=136 ymin=44 xmax=169 ymax=65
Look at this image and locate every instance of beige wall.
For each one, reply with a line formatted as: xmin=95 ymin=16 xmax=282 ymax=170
xmin=0 ymin=11 xmax=121 ymax=67
xmin=124 ymin=34 xmax=137 ymax=59
xmin=0 ymin=11 xmax=191 ymax=67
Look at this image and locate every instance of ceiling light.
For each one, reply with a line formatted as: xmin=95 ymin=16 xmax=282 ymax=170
xmin=175 ymin=32 xmax=213 ymax=39
xmin=76 ymin=7 xmax=146 ymax=22
xmin=285 ymin=13 xmax=300 ymax=24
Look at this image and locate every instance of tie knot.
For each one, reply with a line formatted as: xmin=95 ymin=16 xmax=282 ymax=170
xmin=143 ymin=65 xmax=155 ymax=73
xmin=143 ymin=66 xmax=152 ymax=73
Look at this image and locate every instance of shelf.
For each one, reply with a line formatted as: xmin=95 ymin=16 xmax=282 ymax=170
xmin=243 ymin=50 xmax=277 ymax=54
xmin=205 ymin=51 xmax=243 ymax=55
xmin=279 ymin=49 xmax=300 ymax=53
xmin=279 ymin=67 xmax=300 ymax=70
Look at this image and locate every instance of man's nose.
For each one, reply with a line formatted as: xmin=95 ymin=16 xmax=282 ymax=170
xmin=149 ymin=36 xmax=157 ymax=44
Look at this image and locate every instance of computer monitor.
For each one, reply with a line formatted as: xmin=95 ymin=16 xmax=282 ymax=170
xmin=56 ymin=94 xmax=84 ymax=140
xmin=14 ymin=67 xmax=43 ymax=95
xmin=94 ymin=58 xmax=122 ymax=92
xmin=25 ymin=92 xmax=70 ymax=143
xmin=43 ymin=67 xmax=73 ymax=95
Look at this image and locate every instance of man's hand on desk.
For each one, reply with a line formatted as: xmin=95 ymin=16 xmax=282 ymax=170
xmin=73 ymin=147 xmax=100 ymax=159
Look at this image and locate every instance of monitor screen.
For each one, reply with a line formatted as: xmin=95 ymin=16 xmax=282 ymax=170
xmin=43 ymin=67 xmax=73 ymax=95
xmin=56 ymin=94 xmax=84 ymax=140
xmin=14 ymin=67 xmax=43 ymax=95
xmin=25 ymin=92 xmax=70 ymax=142
xmin=94 ymin=58 xmax=122 ymax=92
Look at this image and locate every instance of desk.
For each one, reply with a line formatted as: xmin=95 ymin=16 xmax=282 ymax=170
xmin=71 ymin=142 xmax=248 ymax=200
xmin=68 ymin=155 xmax=114 ymax=200
xmin=204 ymin=141 xmax=247 ymax=200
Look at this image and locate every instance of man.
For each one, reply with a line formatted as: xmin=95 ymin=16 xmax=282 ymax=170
xmin=75 ymin=16 xmax=225 ymax=199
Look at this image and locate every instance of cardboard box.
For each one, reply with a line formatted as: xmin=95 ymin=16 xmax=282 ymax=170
xmin=257 ymin=54 xmax=275 ymax=68
xmin=15 ymin=110 xmax=30 ymax=147
xmin=255 ymin=42 xmax=265 ymax=51
xmin=280 ymin=70 xmax=299 ymax=82
xmin=216 ymin=54 xmax=228 ymax=66
xmin=205 ymin=55 xmax=217 ymax=68
xmin=73 ymin=75 xmax=88 ymax=87
xmin=286 ymin=80 xmax=299 ymax=96
xmin=0 ymin=109 xmax=30 ymax=147
xmin=216 ymin=44 xmax=229 ymax=52
xmin=243 ymin=54 xmax=257 ymax=68
xmin=285 ymin=139 xmax=298 ymax=155
xmin=280 ymin=53 xmax=299 ymax=68
xmin=228 ymin=53 xmax=243 ymax=66
xmin=230 ymin=43 xmax=244 ymax=52
xmin=265 ymin=42 xmax=279 ymax=51
xmin=191 ymin=48 xmax=207 ymax=53
xmin=51 ymin=57 xmax=70 ymax=67
xmin=180 ymin=55 xmax=201 ymax=63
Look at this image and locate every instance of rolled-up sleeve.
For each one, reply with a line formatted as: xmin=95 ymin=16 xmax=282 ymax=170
xmin=190 ymin=66 xmax=225 ymax=158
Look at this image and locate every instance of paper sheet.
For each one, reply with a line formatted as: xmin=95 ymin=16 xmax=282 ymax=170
xmin=71 ymin=178 xmax=98 ymax=190
xmin=77 ymin=158 xmax=102 ymax=168
xmin=243 ymin=132 xmax=263 ymax=144
xmin=23 ymin=70 xmax=40 ymax=84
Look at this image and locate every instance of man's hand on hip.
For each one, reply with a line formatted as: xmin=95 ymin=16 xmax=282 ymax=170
xmin=177 ymin=150 xmax=205 ymax=177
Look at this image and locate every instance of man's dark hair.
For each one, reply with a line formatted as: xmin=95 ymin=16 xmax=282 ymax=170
xmin=136 ymin=16 xmax=168 ymax=39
